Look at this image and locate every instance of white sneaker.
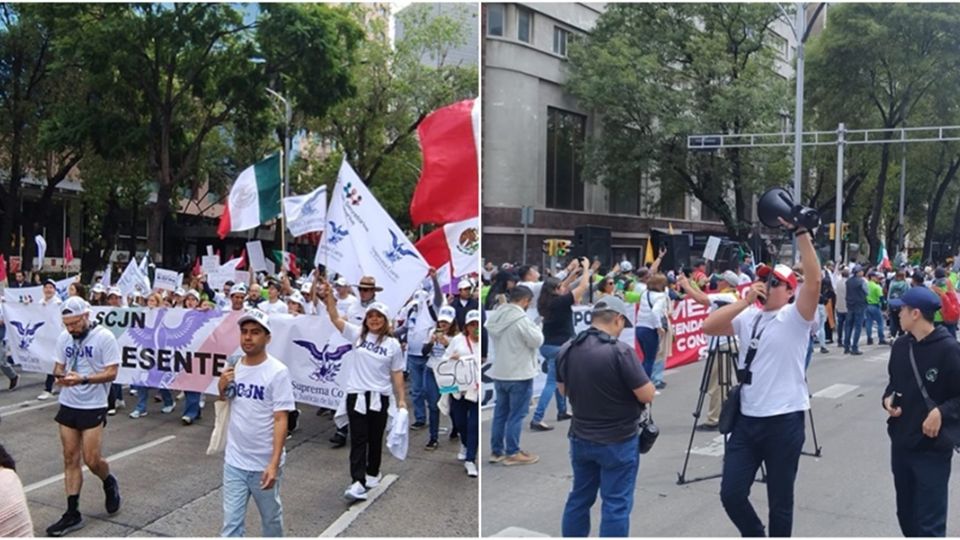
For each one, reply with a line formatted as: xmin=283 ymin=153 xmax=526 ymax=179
xmin=176 ymin=392 xmax=185 ymax=401
xmin=365 ymin=473 xmax=382 ymax=489
xmin=37 ymin=391 xmax=53 ymax=401
xmin=129 ymin=388 xmax=138 ymax=396
xmin=116 ymin=399 xmax=126 ymax=409
xmin=199 ymin=397 xmax=206 ymax=409
xmin=655 ymin=390 xmax=662 ymax=396
xmin=457 ymin=444 xmax=467 ymax=461
xmin=160 ymin=404 xmax=175 ymax=414
xmin=465 ymin=461 xmax=478 ymax=477
xmin=107 ymin=408 xmax=117 ymax=416
xmin=129 ymin=409 xmax=147 ymax=419
xmin=343 ymin=481 xmax=368 ymax=502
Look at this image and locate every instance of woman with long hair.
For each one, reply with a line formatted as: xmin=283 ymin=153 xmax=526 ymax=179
xmin=530 ymin=257 xmax=592 ymax=431
xmin=420 ymin=305 xmax=459 ymax=451
xmin=322 ymin=277 xmax=408 ymax=503
xmin=635 ymin=273 xmax=669 ymax=378
xmin=441 ymin=309 xmax=480 ymax=477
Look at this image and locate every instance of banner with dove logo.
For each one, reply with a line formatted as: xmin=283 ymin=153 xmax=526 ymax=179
xmin=3 ymin=303 xmax=347 ymax=409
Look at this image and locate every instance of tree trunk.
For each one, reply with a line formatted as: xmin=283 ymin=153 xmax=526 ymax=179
xmin=867 ymin=141 xmax=893 ymax=261
xmin=1 ymin=126 xmax=25 ymax=259
xmin=922 ymin=156 xmax=960 ymax=262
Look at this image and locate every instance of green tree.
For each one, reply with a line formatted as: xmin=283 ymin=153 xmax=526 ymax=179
xmin=293 ymin=3 xmax=478 ymax=230
xmin=806 ymin=3 xmax=960 ymax=261
xmin=566 ymin=3 xmax=790 ymax=240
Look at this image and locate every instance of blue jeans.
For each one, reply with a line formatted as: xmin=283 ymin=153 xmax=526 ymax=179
xmin=183 ymin=391 xmax=202 ymax=421
xmin=449 ymin=396 xmax=478 ymax=463
xmin=407 ymin=354 xmax=428 ymax=423
xmin=635 ymin=327 xmax=659 ymax=377
xmin=490 ymin=379 xmax=534 ymax=457
xmin=844 ymin=309 xmax=865 ymax=352
xmin=865 ymin=305 xmax=886 ymax=342
xmin=136 ymin=386 xmax=173 ymax=413
xmin=532 ymin=344 xmax=566 ymax=423
xmin=424 ymin=368 xmax=441 ymax=441
xmin=720 ymin=411 xmax=805 ymax=537
xmin=835 ymin=312 xmax=847 ymax=346
xmin=562 ymin=435 xmax=640 ymax=537
xmin=891 ymin=446 xmax=951 ymax=537
xmin=221 ymin=462 xmax=284 ymax=537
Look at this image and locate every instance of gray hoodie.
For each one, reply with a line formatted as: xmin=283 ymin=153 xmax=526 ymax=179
xmin=484 ymin=303 xmax=544 ymax=381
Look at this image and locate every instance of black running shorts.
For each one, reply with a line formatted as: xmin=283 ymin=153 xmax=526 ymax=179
xmin=55 ymin=405 xmax=108 ymax=431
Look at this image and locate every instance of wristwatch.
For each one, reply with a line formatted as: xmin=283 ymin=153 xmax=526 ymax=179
xmin=81 ymin=375 xmax=90 ymax=385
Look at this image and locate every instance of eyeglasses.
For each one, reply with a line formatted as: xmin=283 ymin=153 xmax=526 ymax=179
xmin=768 ymin=277 xmax=786 ymax=288
xmin=358 ymin=287 xmax=375 ymax=292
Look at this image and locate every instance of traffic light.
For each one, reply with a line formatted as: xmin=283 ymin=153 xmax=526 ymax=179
xmin=542 ymin=239 xmax=556 ymax=256
xmin=556 ymin=240 xmax=571 ymax=257
xmin=842 ymin=223 xmax=850 ymax=240
xmin=829 ymin=223 xmax=836 ymax=240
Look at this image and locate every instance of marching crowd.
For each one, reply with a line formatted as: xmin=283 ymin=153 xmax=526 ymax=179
xmin=482 ymin=236 xmax=960 ymax=537
xmin=0 ymin=264 xmax=482 ymax=537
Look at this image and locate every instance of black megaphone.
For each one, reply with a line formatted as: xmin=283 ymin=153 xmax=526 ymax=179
xmin=757 ymin=187 xmax=821 ymax=231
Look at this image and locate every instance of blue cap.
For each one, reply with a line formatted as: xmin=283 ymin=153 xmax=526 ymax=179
xmin=890 ymin=287 xmax=941 ymax=313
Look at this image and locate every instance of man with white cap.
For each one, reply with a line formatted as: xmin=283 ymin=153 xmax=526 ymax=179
xmin=333 ymin=277 xmax=358 ymax=319
xmin=260 ymin=280 xmax=288 ymax=316
xmin=452 ymin=278 xmax=478 ymax=330
xmin=45 ymin=297 xmax=122 ymax=536
xmin=218 ymin=309 xmax=295 ymax=537
xmin=226 ymin=283 xmax=248 ymax=312
xmin=703 ymin=219 xmax=821 ymax=537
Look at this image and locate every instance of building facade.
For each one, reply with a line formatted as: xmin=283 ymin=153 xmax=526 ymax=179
xmin=481 ymin=3 xmax=823 ymax=269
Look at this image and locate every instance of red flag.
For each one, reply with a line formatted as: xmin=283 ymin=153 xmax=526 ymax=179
xmin=410 ymin=99 xmax=479 ymax=226
xmin=192 ymin=256 xmax=202 ymax=276
xmin=0 ymin=252 xmax=6 ymax=282
xmin=236 ymin=249 xmax=247 ymax=271
xmin=414 ymin=227 xmax=451 ymax=269
xmin=64 ymin=237 xmax=74 ymax=264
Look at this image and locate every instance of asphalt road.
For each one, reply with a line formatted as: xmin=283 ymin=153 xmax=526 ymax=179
xmin=0 ymin=374 xmax=478 ymax=537
xmin=481 ymin=339 xmax=960 ymax=537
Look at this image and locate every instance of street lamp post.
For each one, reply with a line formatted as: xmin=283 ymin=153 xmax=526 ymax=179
xmin=265 ymin=87 xmax=293 ymax=257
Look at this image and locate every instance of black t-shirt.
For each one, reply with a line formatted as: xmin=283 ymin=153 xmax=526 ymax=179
xmin=541 ymin=292 xmax=575 ymax=346
xmin=556 ymin=330 xmax=650 ymax=444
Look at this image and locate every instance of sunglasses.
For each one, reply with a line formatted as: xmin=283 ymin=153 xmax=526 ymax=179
xmin=768 ymin=276 xmax=787 ymax=289
xmin=358 ymin=287 xmax=375 ymax=292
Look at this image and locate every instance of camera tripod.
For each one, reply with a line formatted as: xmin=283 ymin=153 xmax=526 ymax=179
xmin=677 ymin=336 xmax=823 ymax=486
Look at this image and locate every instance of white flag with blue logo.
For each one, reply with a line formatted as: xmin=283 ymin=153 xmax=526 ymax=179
xmin=318 ymin=159 xmax=429 ymax=318
xmin=284 ymin=185 xmax=327 ymax=238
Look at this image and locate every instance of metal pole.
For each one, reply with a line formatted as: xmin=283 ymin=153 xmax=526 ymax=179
xmin=835 ymin=123 xmax=845 ymax=262
xmin=522 ymin=221 xmax=528 ymax=265
xmin=791 ymin=2 xmax=807 ymax=265
xmin=898 ymin=121 xmax=907 ymax=256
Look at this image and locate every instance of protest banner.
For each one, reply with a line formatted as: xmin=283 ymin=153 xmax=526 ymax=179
xmin=153 ymin=269 xmax=183 ymax=292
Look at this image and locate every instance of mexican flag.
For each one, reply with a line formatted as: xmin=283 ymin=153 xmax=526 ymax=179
xmin=217 ymin=153 xmax=282 ymax=239
xmin=273 ymin=250 xmax=300 ymax=278
xmin=878 ymin=241 xmax=892 ymax=270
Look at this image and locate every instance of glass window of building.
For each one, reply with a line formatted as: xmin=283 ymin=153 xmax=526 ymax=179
xmin=546 ymin=107 xmax=586 ymax=211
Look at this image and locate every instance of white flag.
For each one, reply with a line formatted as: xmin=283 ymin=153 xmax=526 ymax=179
xmin=318 ymin=159 xmax=429 ymax=318
xmin=117 ymin=259 xmax=151 ymax=298
xmin=284 ymin=186 xmax=328 ymax=238
xmin=100 ymin=263 xmax=112 ymax=288
xmin=34 ymin=235 xmax=47 ymax=270
xmin=443 ymin=217 xmax=479 ymax=277
xmin=139 ymin=250 xmax=150 ymax=274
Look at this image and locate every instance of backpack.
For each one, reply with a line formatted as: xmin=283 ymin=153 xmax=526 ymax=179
xmin=941 ymin=291 xmax=960 ymax=323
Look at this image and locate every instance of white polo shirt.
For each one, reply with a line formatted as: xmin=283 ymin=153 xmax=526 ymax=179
xmin=731 ymin=303 xmax=816 ymax=417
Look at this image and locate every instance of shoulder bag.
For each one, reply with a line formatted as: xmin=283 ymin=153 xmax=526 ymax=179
xmin=907 ymin=344 xmax=960 ymax=450
xmin=718 ymin=313 xmax=766 ymax=435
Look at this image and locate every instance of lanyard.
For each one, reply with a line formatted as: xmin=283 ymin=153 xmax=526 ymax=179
xmin=743 ymin=312 xmax=772 ymax=379
xmin=465 ymin=337 xmax=475 ymax=356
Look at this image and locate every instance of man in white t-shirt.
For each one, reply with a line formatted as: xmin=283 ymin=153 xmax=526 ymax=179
xmin=334 ymin=277 xmax=359 ymax=319
xmin=45 ymin=297 xmax=122 ymax=537
xmin=703 ymin=222 xmax=821 ymax=538
xmin=218 ymin=309 xmax=295 ymax=537
xmin=259 ymin=280 xmax=288 ymax=315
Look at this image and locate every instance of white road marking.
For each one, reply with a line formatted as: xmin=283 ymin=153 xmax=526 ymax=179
xmin=490 ymin=527 xmax=550 ymax=537
xmin=23 ymin=435 xmax=177 ymax=493
xmin=690 ymin=435 xmax=726 ymax=457
xmin=318 ymin=473 xmax=399 ymax=537
xmin=812 ymin=383 xmax=859 ymax=399
xmin=0 ymin=400 xmax=59 ymax=417
xmin=0 ymin=398 xmax=47 ymax=412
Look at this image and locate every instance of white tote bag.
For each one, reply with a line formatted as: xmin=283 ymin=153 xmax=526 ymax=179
xmin=206 ymin=399 xmax=231 ymax=455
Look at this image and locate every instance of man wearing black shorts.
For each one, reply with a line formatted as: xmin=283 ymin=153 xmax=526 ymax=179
xmin=46 ymin=297 xmax=122 ymax=536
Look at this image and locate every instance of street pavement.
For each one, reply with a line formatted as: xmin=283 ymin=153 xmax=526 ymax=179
xmin=0 ymin=374 xmax=478 ymax=537
xmin=481 ymin=337 xmax=960 ymax=537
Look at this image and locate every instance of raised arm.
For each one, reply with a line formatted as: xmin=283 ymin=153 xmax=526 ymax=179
xmin=677 ymin=274 xmax=709 ymax=307
xmin=571 ymin=257 xmax=593 ymax=304
xmin=649 ymin=246 xmax=667 ymax=274
xmin=703 ymin=282 xmax=762 ymax=336
xmin=321 ymin=278 xmax=346 ymax=333
xmin=791 ymin=220 xmax=822 ymax=322
xmin=429 ymin=268 xmax=443 ymax=309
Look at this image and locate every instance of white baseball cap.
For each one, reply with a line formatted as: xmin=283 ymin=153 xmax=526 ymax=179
xmin=365 ymin=302 xmax=390 ymax=318
xmin=437 ymin=305 xmax=456 ymax=324
xmin=91 ymin=283 xmax=106 ymax=294
xmin=334 ymin=277 xmax=349 ymax=288
xmin=465 ymin=309 xmax=480 ymax=326
xmin=185 ymin=289 xmax=201 ymax=300
xmin=61 ymin=297 xmax=91 ymax=318
xmin=287 ymin=291 xmax=307 ymax=309
xmin=237 ymin=309 xmax=271 ymax=334
xmin=458 ymin=279 xmax=473 ymax=290
xmin=300 ymin=282 xmax=312 ymax=294
xmin=230 ymin=283 xmax=248 ymax=297
xmin=107 ymin=287 xmax=122 ymax=298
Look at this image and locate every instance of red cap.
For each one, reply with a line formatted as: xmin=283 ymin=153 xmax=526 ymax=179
xmin=759 ymin=264 xmax=798 ymax=290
